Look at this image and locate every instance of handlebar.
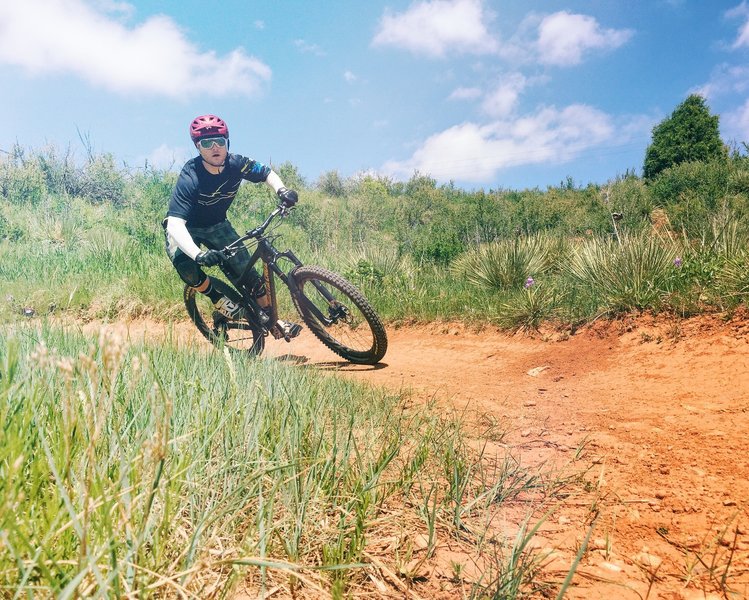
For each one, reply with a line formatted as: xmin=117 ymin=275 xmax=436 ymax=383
xmin=222 ymin=203 xmax=292 ymax=257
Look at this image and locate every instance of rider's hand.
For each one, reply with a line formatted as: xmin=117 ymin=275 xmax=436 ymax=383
xmin=277 ymin=187 xmax=298 ymax=207
xmin=195 ymin=249 xmax=225 ymax=267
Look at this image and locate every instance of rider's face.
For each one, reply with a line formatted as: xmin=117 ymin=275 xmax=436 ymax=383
xmin=197 ymin=137 xmax=227 ymax=169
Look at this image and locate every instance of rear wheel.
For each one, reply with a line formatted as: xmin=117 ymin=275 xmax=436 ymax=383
xmin=291 ymin=266 xmax=387 ymax=365
xmin=184 ymin=286 xmax=265 ymax=355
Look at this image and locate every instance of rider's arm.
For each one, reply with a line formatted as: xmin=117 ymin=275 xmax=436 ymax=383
xmin=165 ymin=217 xmax=202 ymax=260
xmin=264 ymin=170 xmax=285 ymax=193
xmin=265 ymin=170 xmax=298 ymax=206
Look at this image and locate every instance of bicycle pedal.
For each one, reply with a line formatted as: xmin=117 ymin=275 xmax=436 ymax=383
xmin=270 ymin=321 xmax=302 ymax=342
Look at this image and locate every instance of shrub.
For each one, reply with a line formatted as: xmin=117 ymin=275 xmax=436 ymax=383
xmin=644 ymin=94 xmax=725 ymax=180
xmin=451 ymin=234 xmax=565 ymax=291
xmin=648 ymin=160 xmax=731 ymax=236
xmin=343 ymin=246 xmax=415 ymax=292
xmin=498 ymin=283 xmax=564 ymax=331
xmin=316 ymin=170 xmax=347 ymax=197
xmin=77 ymin=154 xmax=126 ymax=205
xmin=716 ymin=251 xmax=749 ymax=308
xmin=565 ymin=233 xmax=679 ymax=313
xmin=0 ymin=151 xmax=46 ymax=205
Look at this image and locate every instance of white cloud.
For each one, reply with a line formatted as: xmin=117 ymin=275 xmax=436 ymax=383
xmin=140 ymin=143 xmax=190 ymax=171
xmin=449 ymin=86 xmax=482 ymax=101
xmin=693 ymin=63 xmax=749 ymax=99
xmin=93 ymin=0 xmax=134 ymax=18
xmin=723 ymin=98 xmax=749 ymax=141
xmin=728 ymin=1 xmax=749 ymax=48
xmin=294 ymin=39 xmax=326 ymax=56
xmin=382 ymin=104 xmax=622 ymax=183
xmin=0 ymin=0 xmax=271 ymax=97
xmin=372 ymin=0 xmax=498 ymax=58
xmin=344 ymin=70 xmax=357 ymax=83
xmin=536 ymin=11 xmax=633 ymax=66
xmin=480 ymin=73 xmax=527 ymax=118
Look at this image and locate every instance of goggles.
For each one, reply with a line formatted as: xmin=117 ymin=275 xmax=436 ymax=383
xmin=198 ymin=136 xmax=227 ymax=149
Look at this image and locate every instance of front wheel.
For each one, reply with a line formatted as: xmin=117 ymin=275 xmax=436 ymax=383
xmin=184 ymin=286 xmax=265 ymax=356
xmin=290 ymin=266 xmax=387 ymax=365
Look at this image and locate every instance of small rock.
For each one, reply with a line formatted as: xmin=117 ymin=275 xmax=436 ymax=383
xmin=600 ymin=561 xmax=622 ymax=573
xmin=590 ymin=537 xmax=608 ymax=551
xmin=520 ymin=429 xmax=531 ymax=438
xmin=635 ymin=552 xmax=662 ymax=569
xmin=684 ymin=536 xmax=701 ymax=549
xmin=723 ymin=499 xmax=737 ymax=507
xmin=527 ymin=366 xmax=549 ymax=377
xmin=523 ymin=400 xmax=537 ymax=407
xmin=558 ymin=516 xmax=571 ymax=525
xmin=655 ymin=491 xmax=667 ymax=500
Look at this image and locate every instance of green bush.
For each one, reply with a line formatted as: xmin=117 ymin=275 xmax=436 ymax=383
xmin=451 ymin=234 xmax=566 ymax=291
xmin=565 ymin=233 xmax=679 ymax=313
xmin=498 ymin=283 xmax=564 ymax=331
xmin=0 ymin=152 xmax=46 ymax=205
xmin=649 ymin=160 xmax=731 ymax=236
xmin=644 ymin=94 xmax=725 ymax=180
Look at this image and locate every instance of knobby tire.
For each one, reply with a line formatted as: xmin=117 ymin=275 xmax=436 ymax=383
xmin=184 ymin=285 xmax=265 ymax=356
xmin=291 ymin=265 xmax=387 ymax=365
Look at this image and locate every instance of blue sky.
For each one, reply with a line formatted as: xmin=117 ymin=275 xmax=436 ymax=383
xmin=2 ymin=0 xmax=749 ymax=191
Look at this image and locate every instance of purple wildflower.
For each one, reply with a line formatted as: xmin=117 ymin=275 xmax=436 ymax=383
xmin=673 ymin=256 xmax=682 ymax=268
xmin=524 ymin=277 xmax=535 ymax=288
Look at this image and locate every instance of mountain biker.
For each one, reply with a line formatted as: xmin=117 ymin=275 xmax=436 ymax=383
xmin=163 ymin=114 xmax=301 ymax=340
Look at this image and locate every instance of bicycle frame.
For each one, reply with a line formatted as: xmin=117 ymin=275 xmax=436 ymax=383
xmin=222 ymin=206 xmax=346 ymax=331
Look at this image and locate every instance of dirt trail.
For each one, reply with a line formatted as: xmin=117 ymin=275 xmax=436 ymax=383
xmin=104 ymin=314 xmax=749 ymax=598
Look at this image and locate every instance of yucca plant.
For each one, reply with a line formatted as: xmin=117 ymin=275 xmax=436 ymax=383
xmin=716 ymin=250 xmax=749 ymax=306
xmin=565 ymin=232 xmax=679 ymax=313
xmin=497 ymin=281 xmax=564 ymax=331
xmin=451 ymin=234 xmax=566 ymax=291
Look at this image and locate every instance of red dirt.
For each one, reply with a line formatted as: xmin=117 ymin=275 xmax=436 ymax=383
xmin=99 ymin=313 xmax=749 ymax=599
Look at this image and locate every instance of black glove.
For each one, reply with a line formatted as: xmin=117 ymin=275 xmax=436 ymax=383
xmin=277 ymin=187 xmax=298 ymax=207
xmin=195 ymin=249 xmax=225 ymax=267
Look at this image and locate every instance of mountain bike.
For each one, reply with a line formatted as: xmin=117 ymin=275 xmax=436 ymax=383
xmin=183 ymin=203 xmax=388 ymax=365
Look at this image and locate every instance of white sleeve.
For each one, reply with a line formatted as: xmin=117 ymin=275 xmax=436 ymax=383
xmin=165 ymin=217 xmax=202 ymax=260
xmin=265 ymin=170 xmax=284 ymax=193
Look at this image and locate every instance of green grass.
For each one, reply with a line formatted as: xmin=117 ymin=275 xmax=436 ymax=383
xmin=0 ymin=324 xmax=569 ymax=598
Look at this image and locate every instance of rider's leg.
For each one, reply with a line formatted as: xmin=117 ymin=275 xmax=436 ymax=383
xmin=191 ymin=220 xmax=301 ymax=338
xmin=172 ymin=252 xmax=240 ymax=301
xmin=203 ymin=220 xmax=274 ymax=310
xmin=165 ymin=226 xmax=242 ymax=311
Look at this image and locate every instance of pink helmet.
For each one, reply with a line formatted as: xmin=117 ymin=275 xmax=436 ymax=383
xmin=189 ymin=114 xmax=229 ymax=142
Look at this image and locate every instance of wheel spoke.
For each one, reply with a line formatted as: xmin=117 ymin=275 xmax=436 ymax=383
xmin=185 ymin=286 xmax=264 ymax=355
xmin=292 ymin=266 xmax=387 ymax=364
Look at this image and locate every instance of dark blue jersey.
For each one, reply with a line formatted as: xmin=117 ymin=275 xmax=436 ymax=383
xmin=167 ymin=153 xmax=271 ymax=227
